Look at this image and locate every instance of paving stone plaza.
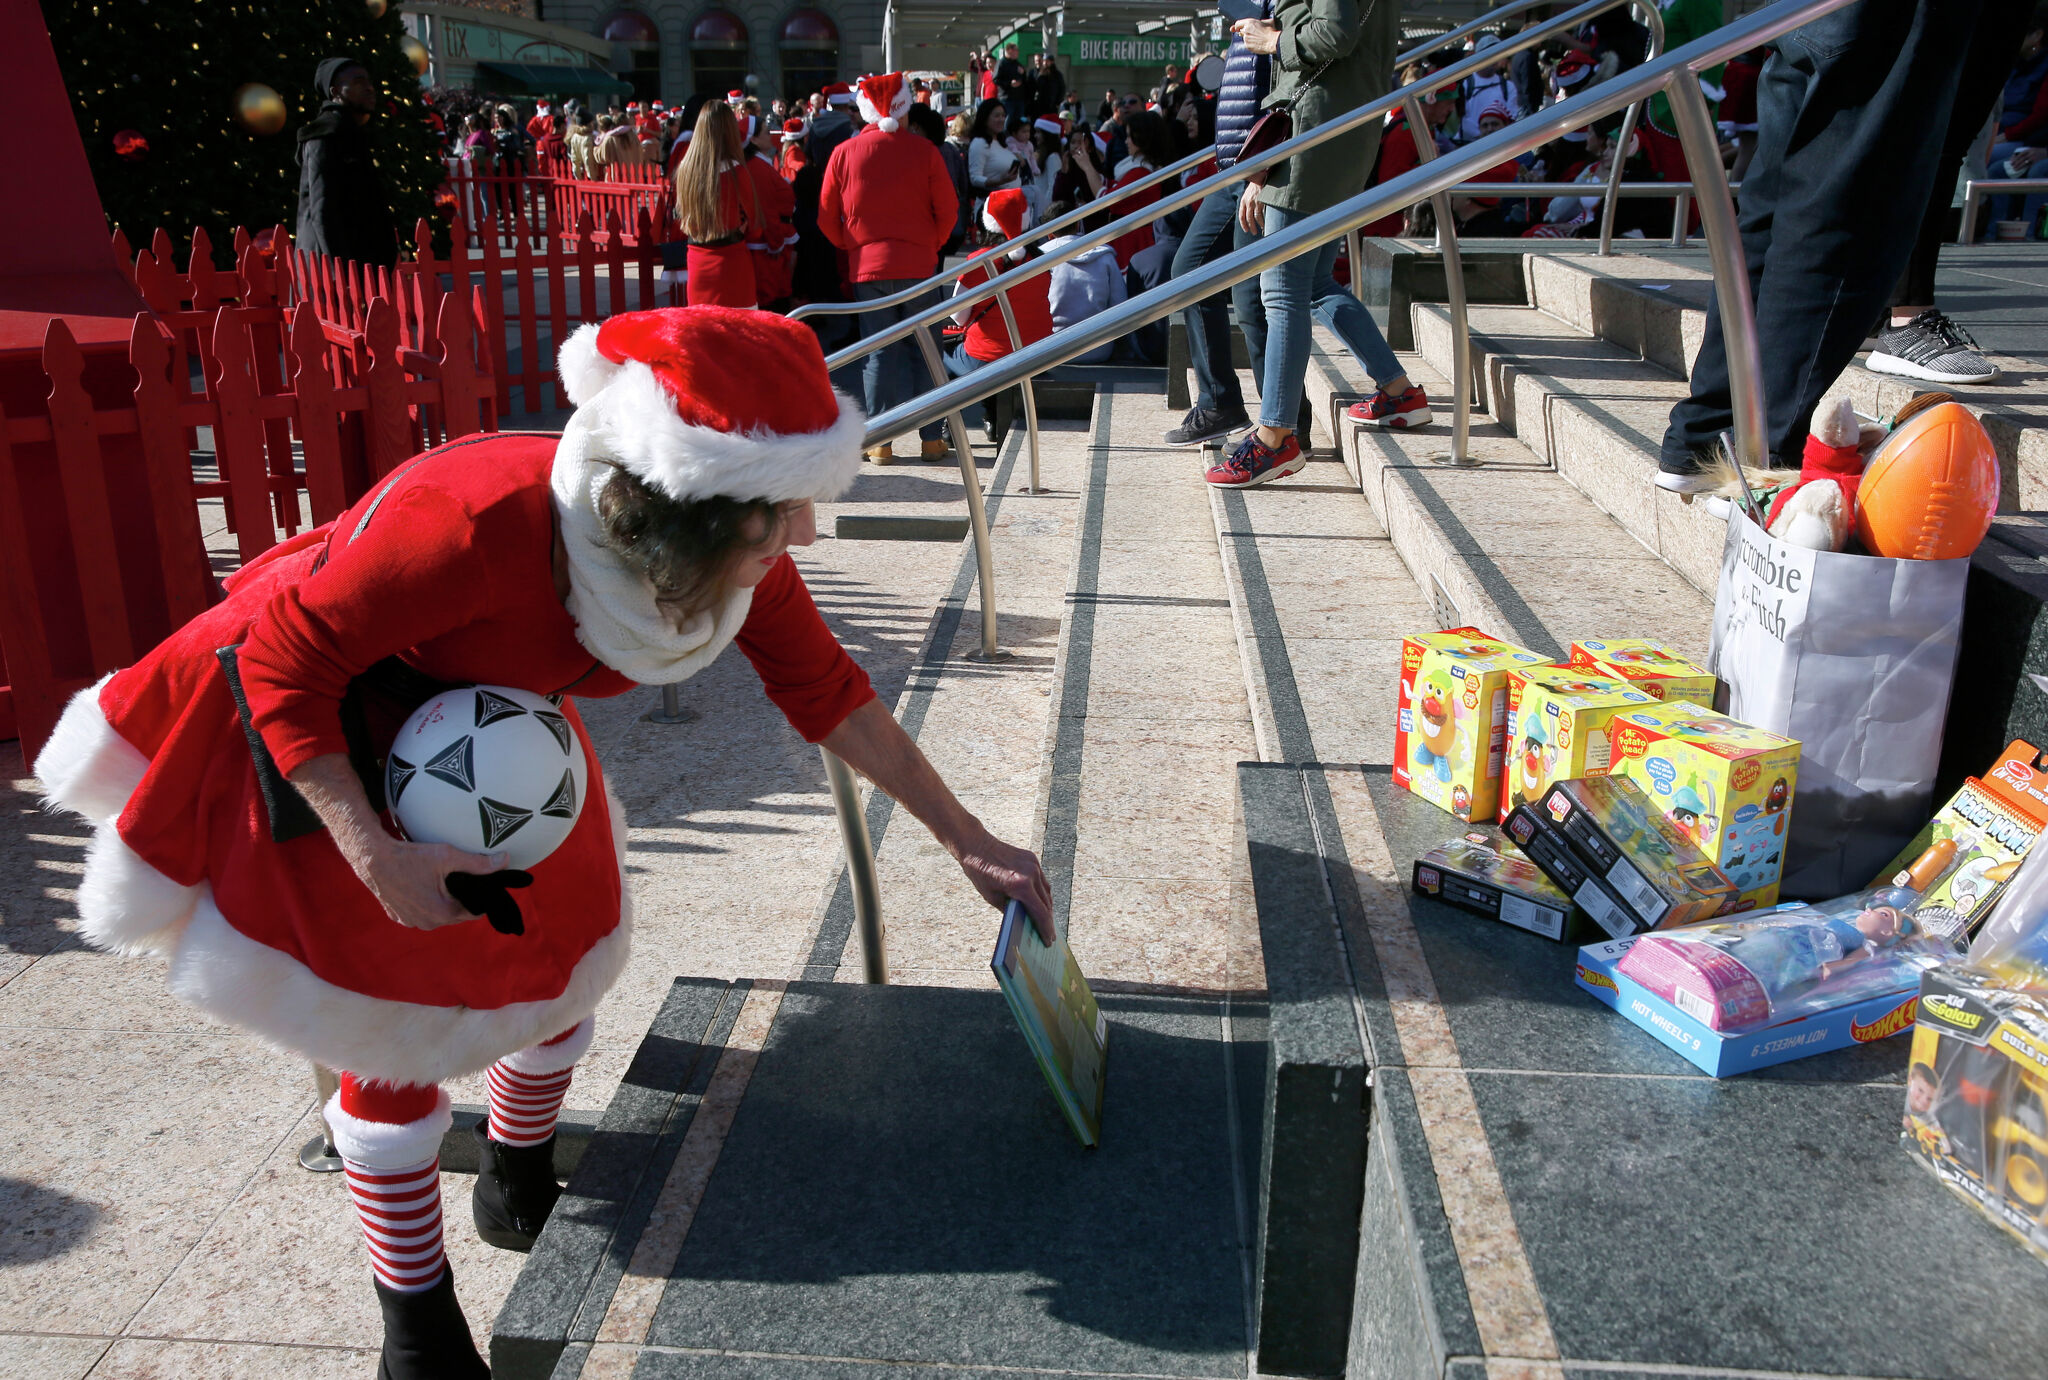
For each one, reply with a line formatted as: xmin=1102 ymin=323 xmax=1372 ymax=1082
xmin=5 ymin=235 xmax=2048 ymax=1379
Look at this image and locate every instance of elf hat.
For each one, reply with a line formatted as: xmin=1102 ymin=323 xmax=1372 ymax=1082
xmin=823 ymin=82 xmax=857 ymax=107
xmin=1476 ymin=102 xmax=1512 ymax=130
xmin=982 ymin=186 xmax=1032 ymax=241
xmin=558 ymin=308 xmax=865 ymax=504
xmin=856 ymin=72 xmax=912 ymax=131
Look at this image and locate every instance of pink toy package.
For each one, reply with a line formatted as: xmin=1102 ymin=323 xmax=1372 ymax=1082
xmin=1617 ymin=935 xmax=1772 ymax=1031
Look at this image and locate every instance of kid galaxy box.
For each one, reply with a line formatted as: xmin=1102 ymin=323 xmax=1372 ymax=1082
xmin=1394 ymin=628 xmax=1550 ymax=823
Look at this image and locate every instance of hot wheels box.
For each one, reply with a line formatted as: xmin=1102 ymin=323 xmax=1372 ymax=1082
xmin=1574 ymin=936 xmax=1919 ymax=1077
xmin=1507 ymin=775 xmax=1737 ymax=936
xmin=1872 ymin=740 xmax=2048 ymax=945
xmin=1567 ymin=638 xmax=1718 ymax=704
xmin=1497 ymin=665 xmax=1659 ymax=824
xmin=1393 ymin=628 xmax=1551 ymax=822
xmin=1413 ymin=833 xmax=1579 ymax=942
xmin=1902 ymin=967 xmax=2048 ymax=1265
xmin=1607 ymin=701 xmax=1800 ymax=910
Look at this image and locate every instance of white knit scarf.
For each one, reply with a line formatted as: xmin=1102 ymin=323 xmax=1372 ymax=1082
xmin=549 ymin=412 xmax=754 ymax=685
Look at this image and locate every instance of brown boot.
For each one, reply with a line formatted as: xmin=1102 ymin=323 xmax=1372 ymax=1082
xmin=864 ymin=443 xmax=894 ymax=464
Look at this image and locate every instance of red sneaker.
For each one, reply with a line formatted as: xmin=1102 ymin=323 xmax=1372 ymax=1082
xmin=1205 ymin=430 xmax=1306 ymax=488
xmin=1348 ymin=384 xmax=1433 ymax=430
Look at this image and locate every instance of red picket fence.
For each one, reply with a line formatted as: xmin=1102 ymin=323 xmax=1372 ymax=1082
xmin=0 ymin=291 xmax=495 ymax=759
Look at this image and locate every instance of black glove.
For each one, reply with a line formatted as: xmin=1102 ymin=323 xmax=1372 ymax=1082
xmin=446 ymin=869 xmax=535 ymax=936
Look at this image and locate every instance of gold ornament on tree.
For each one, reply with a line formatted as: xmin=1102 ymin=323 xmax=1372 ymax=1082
xmin=233 ymin=82 xmax=287 ymax=135
xmin=400 ymin=35 xmax=430 ymax=75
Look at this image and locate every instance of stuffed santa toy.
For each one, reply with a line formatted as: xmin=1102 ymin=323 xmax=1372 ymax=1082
xmin=35 ymin=309 xmax=875 ymax=1378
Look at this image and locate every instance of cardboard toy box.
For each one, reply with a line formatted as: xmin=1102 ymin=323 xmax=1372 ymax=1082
xmin=1607 ymin=701 xmax=1800 ymax=911
xmin=1497 ymin=665 xmax=1660 ymax=824
xmin=1567 ymin=638 xmax=1719 ymax=704
xmin=1575 ymin=936 xmax=1920 ymax=1077
xmin=1413 ymin=833 xmax=1579 ymax=942
xmin=1902 ymin=966 xmax=2048 ymax=1264
xmin=1393 ymin=628 xmax=1551 ymax=822
xmin=1507 ymin=775 xmax=1738 ymax=938
xmin=1873 ymin=740 xmax=2048 ymax=945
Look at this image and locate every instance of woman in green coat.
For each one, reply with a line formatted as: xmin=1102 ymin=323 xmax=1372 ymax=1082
xmin=1205 ymin=0 xmax=1429 ymax=490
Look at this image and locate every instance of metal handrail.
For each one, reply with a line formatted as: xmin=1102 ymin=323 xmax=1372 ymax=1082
xmin=1959 ymin=177 xmax=2048 ymax=244
xmin=860 ymin=0 xmax=1834 ymax=476
xmin=1596 ymin=6 xmax=1665 ymax=254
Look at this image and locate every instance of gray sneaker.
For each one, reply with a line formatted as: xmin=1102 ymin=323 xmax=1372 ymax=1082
xmin=1164 ymin=404 xmax=1251 ymax=447
xmin=1867 ymin=310 xmax=1998 ymax=386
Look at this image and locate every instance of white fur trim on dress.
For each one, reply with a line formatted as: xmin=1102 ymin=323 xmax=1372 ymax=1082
xmin=78 ymin=824 xmax=201 ymax=956
xmin=324 ymin=1086 xmax=453 ymax=1168
xmin=499 ymin=1014 xmax=597 ymax=1075
xmin=35 ymin=675 xmax=148 ymax=823
xmin=555 ymin=324 xmax=865 ymax=506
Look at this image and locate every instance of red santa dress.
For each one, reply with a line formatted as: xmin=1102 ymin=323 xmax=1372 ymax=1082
xmin=685 ymin=164 xmax=762 ymax=309
xmin=35 ymin=310 xmax=870 ymax=1092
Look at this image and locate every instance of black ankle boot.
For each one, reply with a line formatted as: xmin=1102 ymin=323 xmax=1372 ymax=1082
xmin=471 ymin=1120 xmax=562 ymax=1252
xmin=375 ymin=1266 xmax=488 ymax=1379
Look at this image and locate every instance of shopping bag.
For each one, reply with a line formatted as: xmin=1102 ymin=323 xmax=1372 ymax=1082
xmin=1708 ymin=510 xmax=1969 ymax=899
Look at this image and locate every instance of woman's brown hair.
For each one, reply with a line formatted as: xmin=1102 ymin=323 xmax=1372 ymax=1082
xmin=594 ymin=469 xmax=781 ymax=618
xmin=675 ymin=102 xmax=747 ymax=242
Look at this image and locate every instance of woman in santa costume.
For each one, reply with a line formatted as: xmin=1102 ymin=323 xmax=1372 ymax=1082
xmin=674 ymin=102 xmax=763 ymax=308
xmin=34 ymin=308 xmax=1051 ymax=1378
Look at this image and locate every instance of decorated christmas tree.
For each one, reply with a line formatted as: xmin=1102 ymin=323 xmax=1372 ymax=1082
xmin=45 ymin=0 xmax=445 ymax=263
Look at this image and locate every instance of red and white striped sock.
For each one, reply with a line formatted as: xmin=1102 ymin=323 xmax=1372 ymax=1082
xmin=343 ymin=1154 xmax=446 ymax=1293
xmin=486 ymin=1016 xmax=595 ymax=1147
xmin=328 ymin=1076 xmax=454 ymax=1295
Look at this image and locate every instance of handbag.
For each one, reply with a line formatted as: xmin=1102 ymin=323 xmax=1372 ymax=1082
xmin=1233 ymin=14 xmax=1359 ymax=184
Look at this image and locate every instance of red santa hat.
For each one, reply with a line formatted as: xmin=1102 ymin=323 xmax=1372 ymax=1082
xmin=626 ymin=101 xmax=641 ymax=112
xmin=727 ymin=89 xmax=746 ymax=104
xmin=558 ymin=308 xmax=865 ymax=504
xmin=1553 ymin=53 xmax=1594 ymax=91
xmin=856 ymin=72 xmax=912 ymax=132
xmin=1032 ymin=115 xmax=1062 ymax=137
xmin=781 ymin=117 xmax=806 ymax=141
xmin=823 ymin=81 xmax=857 ymax=107
xmin=981 ymin=186 xmax=1031 ymax=242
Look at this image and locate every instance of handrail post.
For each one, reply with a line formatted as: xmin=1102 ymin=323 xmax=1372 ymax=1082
xmin=1598 ymin=2 xmax=1666 ymax=255
xmin=1405 ymin=96 xmax=1474 ymax=467
xmin=992 ymin=289 xmax=1043 ymax=494
xmin=821 ymin=747 xmax=886 ymax=983
xmin=1959 ymin=181 xmax=1981 ymax=245
xmin=1665 ymin=73 xmax=1766 ymax=472
xmin=1670 ymin=190 xmax=1691 ymax=247
xmin=912 ymin=327 xmax=1004 ymax=659
xmin=1345 ymin=227 xmax=1368 ymax=305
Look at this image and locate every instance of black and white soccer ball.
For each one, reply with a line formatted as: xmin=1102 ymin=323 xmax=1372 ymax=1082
xmin=385 ymin=685 xmax=587 ymax=870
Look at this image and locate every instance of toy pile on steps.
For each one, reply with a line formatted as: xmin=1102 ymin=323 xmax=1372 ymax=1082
xmin=1394 ymin=396 xmax=2048 ymax=1264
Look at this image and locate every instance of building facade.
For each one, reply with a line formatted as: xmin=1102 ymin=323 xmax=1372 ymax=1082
xmin=543 ymin=1 xmax=887 ymax=107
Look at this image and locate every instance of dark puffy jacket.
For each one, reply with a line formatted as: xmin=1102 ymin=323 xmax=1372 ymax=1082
xmin=295 ymin=102 xmax=398 ymax=267
xmin=1213 ymin=2 xmax=1273 ymax=170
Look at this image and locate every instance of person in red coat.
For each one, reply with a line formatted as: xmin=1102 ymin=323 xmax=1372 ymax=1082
xmin=945 ymin=188 xmax=1055 ymax=445
xmin=819 ymin=72 xmax=959 ymax=462
xmin=742 ymin=113 xmax=798 ymax=308
xmin=675 ymin=101 xmax=762 ymax=308
xmin=33 ymin=309 xmax=1052 ymax=1378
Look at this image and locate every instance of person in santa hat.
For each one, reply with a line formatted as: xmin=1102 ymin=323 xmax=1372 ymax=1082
xmin=675 ymin=102 xmax=765 ymax=308
xmin=34 ymin=308 xmax=1052 ymax=1378
xmin=945 ymin=187 xmax=1054 ymax=444
xmin=741 ymin=110 xmax=799 ymax=309
xmin=819 ymin=72 xmax=959 ymax=462
xmin=777 ymin=116 xmax=809 ymax=182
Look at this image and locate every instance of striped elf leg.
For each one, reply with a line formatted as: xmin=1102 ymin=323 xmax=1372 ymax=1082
xmin=486 ymin=1015 xmax=594 ymax=1146
xmin=326 ymin=1077 xmax=454 ymax=1293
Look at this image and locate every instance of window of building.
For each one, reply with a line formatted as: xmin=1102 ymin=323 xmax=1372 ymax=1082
xmin=778 ymin=10 xmax=839 ymax=105
xmin=691 ymin=10 xmax=750 ymax=102
xmin=599 ymin=9 xmax=662 ymax=104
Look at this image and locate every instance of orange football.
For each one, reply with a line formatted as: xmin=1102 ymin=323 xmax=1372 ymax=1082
xmin=1855 ymin=401 xmax=1999 ymax=560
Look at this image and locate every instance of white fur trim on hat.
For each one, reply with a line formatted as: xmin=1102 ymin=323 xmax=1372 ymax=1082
xmin=556 ymin=323 xmax=866 ymax=505
xmin=856 ymin=74 xmax=912 ymax=133
xmin=324 ymin=1087 xmax=453 ymax=1169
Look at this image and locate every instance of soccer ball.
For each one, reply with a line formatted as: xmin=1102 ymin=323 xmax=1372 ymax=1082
xmin=386 ymin=685 xmax=587 ymax=870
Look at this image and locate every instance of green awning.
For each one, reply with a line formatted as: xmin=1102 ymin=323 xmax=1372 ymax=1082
xmin=475 ymin=61 xmax=632 ymax=97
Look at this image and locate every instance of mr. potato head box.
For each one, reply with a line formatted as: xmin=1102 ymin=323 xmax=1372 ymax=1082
xmin=1394 ymin=628 xmax=1551 ymax=822
xmin=1606 ymin=702 xmax=1800 ymax=911
xmin=1565 ymin=639 xmax=1718 ymax=705
xmin=1497 ymin=665 xmax=1660 ymax=824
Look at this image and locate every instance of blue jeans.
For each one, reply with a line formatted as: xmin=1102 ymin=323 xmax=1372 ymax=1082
xmin=1986 ymin=142 xmax=2048 ymax=234
xmin=1662 ymin=0 xmax=1989 ymax=468
xmin=1171 ymin=189 xmax=1247 ymax=414
xmin=855 ymin=278 xmax=943 ymax=441
xmin=1234 ymin=202 xmax=1404 ymax=431
xmin=944 ymin=343 xmax=989 ymax=377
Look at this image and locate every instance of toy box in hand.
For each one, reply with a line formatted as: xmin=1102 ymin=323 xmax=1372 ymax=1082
xmin=1872 ymin=740 xmax=2048 ymax=945
xmin=1902 ymin=967 xmax=2048 ymax=1264
xmin=1413 ymin=833 xmax=1578 ymax=942
xmin=1607 ymin=701 xmax=1800 ymax=910
xmin=1497 ymin=665 xmax=1659 ymax=823
xmin=1575 ymin=935 xmax=1920 ymax=1077
xmin=1393 ymin=628 xmax=1551 ymax=822
xmin=1506 ymin=775 xmax=1738 ymax=938
xmin=1567 ymin=639 xmax=1718 ymax=704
